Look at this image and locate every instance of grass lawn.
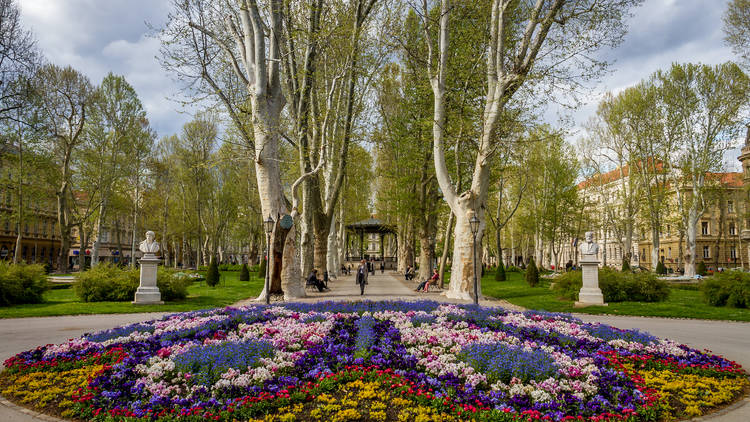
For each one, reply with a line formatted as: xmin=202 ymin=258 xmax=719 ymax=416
xmin=0 ymin=271 xmax=264 ymax=319
xmin=481 ymin=270 xmax=750 ymax=322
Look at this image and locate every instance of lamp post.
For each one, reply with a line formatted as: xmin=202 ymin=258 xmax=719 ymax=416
xmin=469 ymin=213 xmax=480 ymax=305
xmin=263 ymin=215 xmax=274 ymax=305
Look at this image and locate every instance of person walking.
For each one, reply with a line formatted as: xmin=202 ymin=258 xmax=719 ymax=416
xmin=380 ymin=261 xmax=385 ymax=274
xmin=356 ymin=259 xmax=368 ymax=295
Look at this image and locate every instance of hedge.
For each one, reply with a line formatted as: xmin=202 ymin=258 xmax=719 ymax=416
xmin=700 ymin=271 xmax=750 ymax=308
xmin=553 ymin=267 xmax=670 ymax=303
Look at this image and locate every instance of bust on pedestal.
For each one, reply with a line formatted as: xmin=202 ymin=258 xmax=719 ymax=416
xmin=133 ymin=231 xmax=163 ymax=305
xmin=575 ymin=231 xmax=607 ymax=307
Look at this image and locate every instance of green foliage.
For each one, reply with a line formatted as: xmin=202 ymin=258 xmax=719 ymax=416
xmin=239 ymin=264 xmax=250 ymax=281
xmin=495 ymin=261 xmax=506 ymax=281
xmin=696 ymin=261 xmax=708 ymax=276
xmin=505 ymin=266 xmax=521 ymax=273
xmin=206 ymin=258 xmax=220 ymax=287
xmin=552 ymin=267 xmax=670 ymax=303
xmin=655 ymin=260 xmax=667 ymax=275
xmin=218 ymin=264 xmax=245 ymax=271
xmin=257 ymin=257 xmax=267 ymax=279
xmin=75 ymin=263 xmax=189 ymax=302
xmin=0 ymin=263 xmax=48 ymax=306
xmin=621 ymin=258 xmax=631 ymax=272
xmin=74 ymin=263 xmax=138 ymax=302
xmin=525 ymin=258 xmax=539 ymax=287
xmin=701 ymin=271 xmax=750 ymax=308
xmin=156 ymin=268 xmax=191 ymax=301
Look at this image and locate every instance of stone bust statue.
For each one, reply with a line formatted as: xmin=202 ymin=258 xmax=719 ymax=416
xmin=139 ymin=231 xmax=160 ymax=255
xmin=579 ymin=231 xmax=599 ymax=256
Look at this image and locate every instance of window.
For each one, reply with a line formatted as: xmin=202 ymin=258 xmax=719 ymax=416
xmin=730 ymin=222 xmax=737 ymax=236
xmin=668 ymin=247 xmax=671 ymax=258
xmin=731 ymin=246 xmax=737 ymax=260
xmin=703 ymin=246 xmax=710 ymax=259
xmin=701 ymin=221 xmax=709 ymax=235
xmin=728 ymin=201 xmax=735 ymax=213
xmin=100 ymin=230 xmax=109 ymax=243
xmin=667 ymin=225 xmax=671 ymax=236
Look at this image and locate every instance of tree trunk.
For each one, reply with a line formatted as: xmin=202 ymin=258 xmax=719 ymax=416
xmin=684 ymin=208 xmax=698 ymax=277
xmin=417 ymin=232 xmax=433 ymax=282
xmin=651 ymin=226 xmax=660 ymax=272
xmin=253 ymin=114 xmax=304 ymax=300
xmin=91 ymin=199 xmax=105 ymax=266
xmin=326 ymin=210 xmax=339 ymax=278
xmin=438 ymin=211 xmax=454 ymax=288
xmin=130 ymin=179 xmax=139 ymax=268
xmin=13 ymin=135 xmax=23 ymax=264
xmin=445 ymin=209 xmax=483 ymax=301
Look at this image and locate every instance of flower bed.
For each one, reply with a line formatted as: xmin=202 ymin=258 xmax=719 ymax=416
xmin=0 ymin=301 xmax=746 ymax=421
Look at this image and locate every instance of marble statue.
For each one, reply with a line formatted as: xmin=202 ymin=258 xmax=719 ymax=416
xmin=139 ymin=231 xmax=160 ymax=255
xmin=134 ymin=230 xmax=162 ymax=305
xmin=579 ymin=231 xmax=599 ymax=256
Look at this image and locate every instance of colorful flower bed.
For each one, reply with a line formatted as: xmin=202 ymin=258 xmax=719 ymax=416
xmin=0 ymin=301 xmax=747 ymax=421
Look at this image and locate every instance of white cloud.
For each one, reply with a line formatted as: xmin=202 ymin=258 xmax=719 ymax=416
xmin=18 ymin=0 xmax=187 ymax=136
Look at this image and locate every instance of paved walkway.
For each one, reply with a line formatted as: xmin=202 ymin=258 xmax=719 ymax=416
xmin=1 ymin=272 xmax=748 ymax=421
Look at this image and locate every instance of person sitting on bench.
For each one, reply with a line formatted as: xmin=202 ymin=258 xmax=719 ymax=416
xmin=307 ymin=269 xmax=329 ymax=292
xmin=415 ymin=269 xmax=439 ymax=292
xmin=405 ymin=266 xmax=414 ymax=280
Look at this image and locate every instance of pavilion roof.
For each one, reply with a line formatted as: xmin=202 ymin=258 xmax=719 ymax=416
xmin=346 ymin=216 xmax=396 ymax=233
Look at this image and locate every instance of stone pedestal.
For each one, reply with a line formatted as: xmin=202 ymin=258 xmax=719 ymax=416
xmin=575 ymin=256 xmax=606 ymax=307
xmin=133 ymin=255 xmax=163 ymax=305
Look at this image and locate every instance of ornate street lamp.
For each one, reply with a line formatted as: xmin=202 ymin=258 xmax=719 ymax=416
xmin=264 ymin=215 xmax=274 ymax=305
xmin=469 ymin=213 xmax=480 ymax=305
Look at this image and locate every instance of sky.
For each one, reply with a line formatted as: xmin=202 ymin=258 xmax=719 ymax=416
xmin=17 ymin=0 xmax=740 ymax=166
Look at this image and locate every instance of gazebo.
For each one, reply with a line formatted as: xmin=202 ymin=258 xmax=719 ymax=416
xmin=345 ymin=216 xmax=397 ymax=268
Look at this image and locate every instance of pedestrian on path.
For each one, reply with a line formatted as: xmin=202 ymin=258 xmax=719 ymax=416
xmin=357 ymin=259 xmax=368 ymax=295
xmin=380 ymin=261 xmax=384 ymax=274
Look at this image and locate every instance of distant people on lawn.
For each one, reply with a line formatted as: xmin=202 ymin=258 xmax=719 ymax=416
xmin=356 ymin=259 xmax=368 ymax=295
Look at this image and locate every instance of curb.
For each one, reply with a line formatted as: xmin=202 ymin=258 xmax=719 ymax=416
xmin=0 ymin=394 xmax=66 ymax=422
xmin=690 ymin=392 xmax=750 ymax=421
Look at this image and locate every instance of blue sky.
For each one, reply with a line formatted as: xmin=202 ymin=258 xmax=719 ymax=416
xmin=18 ymin=0 xmax=739 ymax=164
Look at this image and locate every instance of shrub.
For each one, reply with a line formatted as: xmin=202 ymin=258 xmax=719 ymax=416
xmin=156 ymin=268 xmax=191 ymax=301
xmin=495 ymin=261 xmax=506 ymax=281
xmin=206 ymin=258 xmax=220 ymax=287
xmin=655 ymin=260 xmax=667 ymax=275
xmin=696 ymin=261 xmax=707 ymax=276
xmin=505 ymin=265 xmax=521 ymax=273
xmin=552 ymin=267 xmax=669 ymax=302
xmin=218 ymin=264 xmax=244 ymax=272
xmin=525 ymin=257 xmax=539 ymax=287
xmin=75 ymin=264 xmax=190 ymax=302
xmin=75 ymin=263 xmax=138 ymax=302
xmin=701 ymin=271 xmax=750 ymax=308
xmin=621 ymin=258 xmax=631 ymax=272
xmin=0 ymin=263 xmax=48 ymax=306
xmin=239 ymin=263 xmax=250 ymax=281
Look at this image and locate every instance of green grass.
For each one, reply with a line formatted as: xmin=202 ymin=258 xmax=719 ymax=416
xmin=481 ymin=270 xmax=750 ymax=322
xmin=0 ymin=271 xmax=264 ymax=319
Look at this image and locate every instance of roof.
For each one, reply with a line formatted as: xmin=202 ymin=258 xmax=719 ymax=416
xmin=346 ymin=216 xmax=396 ymax=233
xmin=708 ymin=172 xmax=743 ymax=188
